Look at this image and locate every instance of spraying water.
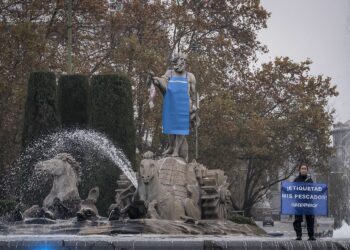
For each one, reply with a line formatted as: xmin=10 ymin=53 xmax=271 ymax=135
xmin=333 ymin=221 xmax=350 ymax=238
xmin=43 ymin=129 xmax=138 ymax=187
xmin=1 ymin=129 xmax=137 ymax=203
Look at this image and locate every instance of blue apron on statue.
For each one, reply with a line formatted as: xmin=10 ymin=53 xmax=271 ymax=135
xmin=162 ymin=74 xmax=190 ymax=135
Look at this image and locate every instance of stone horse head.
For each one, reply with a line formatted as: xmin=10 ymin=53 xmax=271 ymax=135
xmin=139 ymin=158 xmax=158 ymax=185
xmin=35 ymin=153 xmax=81 ymax=209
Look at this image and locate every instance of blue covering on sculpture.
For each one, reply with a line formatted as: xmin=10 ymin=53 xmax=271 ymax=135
xmin=162 ymin=75 xmax=190 ymax=135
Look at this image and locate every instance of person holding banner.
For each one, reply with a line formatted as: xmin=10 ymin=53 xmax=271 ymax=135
xmin=293 ymin=163 xmax=316 ymax=241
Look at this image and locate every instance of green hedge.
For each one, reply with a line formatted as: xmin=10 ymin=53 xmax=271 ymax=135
xmin=87 ymin=74 xmax=136 ymax=215
xmin=89 ymin=74 xmax=135 ymax=166
xmin=19 ymin=72 xmax=60 ymax=206
xmin=22 ymin=72 xmax=60 ymax=148
xmin=58 ymin=75 xmax=89 ymax=128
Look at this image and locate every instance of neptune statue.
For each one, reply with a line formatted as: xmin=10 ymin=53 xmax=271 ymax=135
xmin=152 ymin=52 xmax=198 ymax=161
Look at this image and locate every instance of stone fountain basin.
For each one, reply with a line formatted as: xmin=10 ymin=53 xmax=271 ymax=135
xmin=1 ymin=219 xmax=350 ymax=249
xmin=0 ymin=234 xmax=349 ymax=250
xmin=0 ymin=218 xmax=265 ymax=236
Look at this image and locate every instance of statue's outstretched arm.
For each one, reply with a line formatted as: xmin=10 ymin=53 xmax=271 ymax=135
xmin=152 ymin=76 xmax=167 ymax=95
xmin=151 ymin=70 xmax=171 ymax=96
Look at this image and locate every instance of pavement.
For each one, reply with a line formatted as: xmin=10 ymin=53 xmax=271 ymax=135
xmin=256 ymin=220 xmax=297 ymax=238
xmin=256 ymin=219 xmax=335 ymax=238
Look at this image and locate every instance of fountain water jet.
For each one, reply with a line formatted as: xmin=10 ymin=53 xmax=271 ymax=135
xmin=44 ymin=129 xmax=137 ymax=187
xmin=0 ymin=129 xmax=137 ymax=211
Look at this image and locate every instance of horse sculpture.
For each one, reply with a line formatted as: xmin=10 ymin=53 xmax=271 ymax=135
xmin=138 ymin=158 xmax=185 ymax=220
xmin=35 ymin=153 xmax=81 ymax=208
xmin=24 ymin=153 xmax=82 ymax=219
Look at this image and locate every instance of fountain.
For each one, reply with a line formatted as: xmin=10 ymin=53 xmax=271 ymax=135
xmin=0 ymin=131 xmax=261 ymax=234
xmin=0 ymin=66 xmax=349 ymax=249
xmin=0 ymin=129 xmax=136 ymax=217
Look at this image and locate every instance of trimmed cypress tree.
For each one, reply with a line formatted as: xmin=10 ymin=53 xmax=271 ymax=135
xmin=90 ymin=74 xmax=135 ymax=166
xmin=88 ymin=74 xmax=136 ymax=215
xmin=22 ymin=72 xmax=60 ymax=148
xmin=58 ymin=75 xmax=89 ymax=128
xmin=18 ymin=72 xmax=60 ymax=207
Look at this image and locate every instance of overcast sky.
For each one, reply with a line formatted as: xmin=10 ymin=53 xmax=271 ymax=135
xmin=258 ymin=0 xmax=350 ymax=123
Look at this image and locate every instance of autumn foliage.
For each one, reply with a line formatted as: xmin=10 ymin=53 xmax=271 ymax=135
xmin=0 ymin=1 xmax=338 ymax=214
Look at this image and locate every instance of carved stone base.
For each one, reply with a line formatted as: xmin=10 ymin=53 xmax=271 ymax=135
xmin=0 ymin=218 xmax=266 ymax=236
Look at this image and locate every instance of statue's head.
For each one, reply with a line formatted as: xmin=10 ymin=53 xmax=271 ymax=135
xmin=139 ymin=158 xmax=157 ymax=185
xmin=171 ymin=52 xmax=187 ymax=73
xmin=35 ymin=153 xmax=79 ymax=180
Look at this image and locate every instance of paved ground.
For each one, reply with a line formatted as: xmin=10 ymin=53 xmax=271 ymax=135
xmin=256 ymin=218 xmax=335 ymax=239
xmin=256 ymin=220 xmax=296 ymax=238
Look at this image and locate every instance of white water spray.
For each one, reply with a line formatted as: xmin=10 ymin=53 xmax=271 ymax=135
xmin=333 ymin=221 xmax=350 ymax=238
xmin=17 ymin=129 xmax=138 ymax=188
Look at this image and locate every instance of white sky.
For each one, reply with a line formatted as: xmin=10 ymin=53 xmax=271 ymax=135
xmin=258 ymin=0 xmax=350 ymax=123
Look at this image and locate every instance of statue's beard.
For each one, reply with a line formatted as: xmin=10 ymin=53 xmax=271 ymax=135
xmin=174 ymin=63 xmax=185 ymax=73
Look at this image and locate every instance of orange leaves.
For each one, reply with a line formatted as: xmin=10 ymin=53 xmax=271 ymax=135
xmin=199 ymin=57 xmax=337 ymax=173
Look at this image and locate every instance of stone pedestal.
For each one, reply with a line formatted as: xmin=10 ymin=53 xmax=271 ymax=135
xmin=158 ymin=157 xmax=190 ymax=200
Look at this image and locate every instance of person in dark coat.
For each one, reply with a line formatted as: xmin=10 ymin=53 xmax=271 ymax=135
xmin=293 ymin=163 xmax=316 ymax=241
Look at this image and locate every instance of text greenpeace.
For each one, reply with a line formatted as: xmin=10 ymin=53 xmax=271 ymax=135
xmin=281 ymin=182 xmax=328 ymax=216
